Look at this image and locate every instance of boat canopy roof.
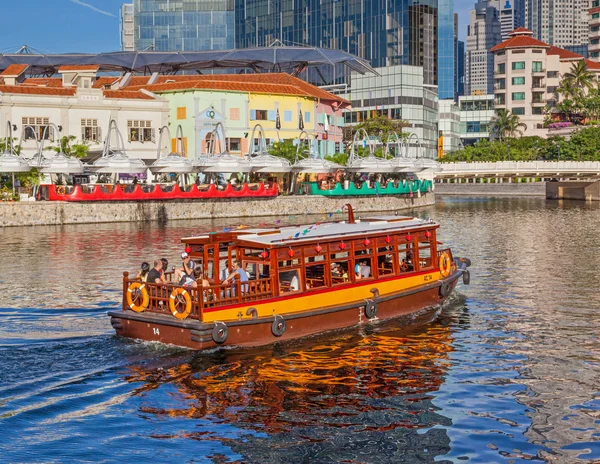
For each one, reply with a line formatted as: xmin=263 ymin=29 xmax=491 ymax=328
xmin=182 ymin=215 xmax=438 ymax=247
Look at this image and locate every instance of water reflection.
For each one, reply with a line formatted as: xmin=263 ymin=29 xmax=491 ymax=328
xmin=122 ymin=308 xmax=461 ymax=462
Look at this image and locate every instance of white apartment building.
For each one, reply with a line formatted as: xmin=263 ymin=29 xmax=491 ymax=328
xmin=120 ymin=3 xmax=135 ymax=52
xmin=525 ymin=0 xmax=589 ymax=48
xmin=466 ymin=0 xmax=503 ymax=95
xmin=590 ymin=0 xmax=600 ymax=60
xmin=438 ymin=101 xmax=461 ymax=154
xmin=491 ymin=28 xmax=600 ymax=137
xmin=0 ymin=64 xmax=168 ymax=160
xmin=458 ymin=94 xmax=495 ymax=144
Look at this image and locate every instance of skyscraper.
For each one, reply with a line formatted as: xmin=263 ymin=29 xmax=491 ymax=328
xmin=465 ymin=0 xmax=502 ymax=95
xmin=457 ymin=40 xmax=466 ymax=96
xmin=128 ymin=0 xmax=235 ymax=51
xmin=525 ymin=0 xmax=588 ymax=48
xmin=120 ymin=3 xmax=134 ymax=51
xmin=234 ymin=0 xmax=440 ymax=86
xmin=438 ymin=0 xmax=456 ymax=99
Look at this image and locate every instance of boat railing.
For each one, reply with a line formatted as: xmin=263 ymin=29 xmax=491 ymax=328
xmin=123 ymin=273 xmax=274 ymax=321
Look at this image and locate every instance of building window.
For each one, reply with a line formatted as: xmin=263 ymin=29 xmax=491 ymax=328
xmin=592 ymin=39 xmax=600 ymax=45
xmin=593 ymin=13 xmax=599 ymax=19
xmin=230 ymin=108 xmax=240 ymax=121
xmin=512 ymin=107 xmax=525 ymax=115
xmin=496 ymin=78 xmax=506 ymax=89
xmin=532 ymin=62 xmax=543 ymax=72
xmin=22 ymin=117 xmax=52 ymax=140
xmin=250 ymin=110 xmax=268 ymax=120
xmin=284 ymin=110 xmax=292 ymax=122
xmin=532 ymin=107 xmax=544 ymax=115
xmin=228 ymin=137 xmax=241 ymax=152
xmin=127 ymin=120 xmax=154 ymax=142
xmin=547 ymin=71 xmax=558 ymax=78
xmin=512 ymin=77 xmax=525 ymax=85
xmin=176 ymin=107 xmax=186 ymax=120
xmin=497 ymin=63 xmax=506 ymax=73
xmin=512 ymin=61 xmax=526 ymax=70
xmin=305 ymin=112 xmax=311 ymax=123
xmin=81 ymin=118 xmax=101 ymax=142
xmin=495 ymin=94 xmax=505 ymax=105
xmin=512 ymin=92 xmax=526 ymax=101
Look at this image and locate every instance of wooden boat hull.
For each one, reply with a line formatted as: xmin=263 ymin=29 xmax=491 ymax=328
xmin=108 ymin=264 xmax=465 ymax=350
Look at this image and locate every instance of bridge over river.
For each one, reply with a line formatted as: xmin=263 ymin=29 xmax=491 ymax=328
xmin=436 ymin=161 xmax=600 ymax=181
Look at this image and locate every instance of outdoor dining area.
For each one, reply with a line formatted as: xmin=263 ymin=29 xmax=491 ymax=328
xmin=0 ymin=119 xmax=438 ymax=202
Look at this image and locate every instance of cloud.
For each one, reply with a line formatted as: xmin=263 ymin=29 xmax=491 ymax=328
xmin=70 ymin=0 xmax=116 ymax=17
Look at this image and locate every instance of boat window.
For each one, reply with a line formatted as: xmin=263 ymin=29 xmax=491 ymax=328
xmin=355 ymin=257 xmax=373 ymax=280
xmin=306 ymin=263 xmax=326 ymax=289
xmin=417 ymin=242 xmax=433 ymax=270
xmin=243 ymin=248 xmax=263 ymax=258
xmin=278 ymin=258 xmax=300 ymax=268
xmin=330 ymin=260 xmax=349 ymax=285
xmin=304 ymin=254 xmax=325 ymax=263
xmin=279 ymin=269 xmax=301 ymax=293
xmin=377 ymin=244 xmax=395 ymax=276
xmin=398 ymin=243 xmax=414 ymax=273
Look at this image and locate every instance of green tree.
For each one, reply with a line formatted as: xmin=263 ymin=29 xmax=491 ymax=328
xmin=268 ymin=139 xmax=298 ymax=163
xmin=490 ymin=109 xmax=527 ymax=140
xmin=45 ymin=135 xmax=89 ymax=158
xmin=564 ymin=60 xmax=596 ymax=94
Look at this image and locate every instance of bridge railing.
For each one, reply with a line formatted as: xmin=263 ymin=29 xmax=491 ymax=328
xmin=437 ymin=161 xmax=600 ymax=177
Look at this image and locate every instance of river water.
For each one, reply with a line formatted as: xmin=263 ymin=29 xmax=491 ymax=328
xmin=1 ymin=196 xmax=599 ymax=463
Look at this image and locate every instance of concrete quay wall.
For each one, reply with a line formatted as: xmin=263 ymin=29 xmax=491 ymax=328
xmin=0 ymin=193 xmax=434 ymax=227
xmin=435 ymin=182 xmax=546 ymax=196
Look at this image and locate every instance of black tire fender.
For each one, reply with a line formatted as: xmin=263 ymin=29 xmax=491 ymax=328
xmin=439 ymin=281 xmax=451 ymax=297
xmin=212 ymin=321 xmax=228 ymax=344
xmin=364 ymin=299 xmax=378 ymax=319
xmin=463 ymin=270 xmax=471 ymax=285
xmin=272 ymin=314 xmax=286 ymax=337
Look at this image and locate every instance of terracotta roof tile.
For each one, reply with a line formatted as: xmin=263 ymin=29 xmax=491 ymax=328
xmin=122 ymin=72 xmax=349 ymax=105
xmin=0 ymin=64 xmax=29 ymax=76
xmin=586 ymin=59 xmax=600 ymax=70
xmin=58 ymin=65 xmax=99 ymax=72
xmin=92 ymin=76 xmax=120 ymax=89
xmin=127 ymin=76 xmax=151 ymax=86
xmin=510 ymin=27 xmax=533 ymax=34
xmin=491 ymin=35 xmax=550 ymax=52
xmin=0 ymin=85 xmax=76 ymax=96
xmin=103 ymin=90 xmax=155 ymax=100
xmin=22 ymin=78 xmax=64 ymax=87
xmin=547 ymin=46 xmax=585 ymax=60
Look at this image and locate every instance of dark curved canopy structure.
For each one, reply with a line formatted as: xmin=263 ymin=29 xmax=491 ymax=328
xmin=0 ymin=46 xmax=377 ymax=76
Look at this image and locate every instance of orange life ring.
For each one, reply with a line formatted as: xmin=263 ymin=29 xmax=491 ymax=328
xmin=56 ymin=186 xmax=66 ymax=195
xmin=127 ymin=282 xmax=149 ymax=312
xmin=169 ymin=287 xmax=192 ymax=320
xmin=439 ymin=252 xmax=452 ymax=277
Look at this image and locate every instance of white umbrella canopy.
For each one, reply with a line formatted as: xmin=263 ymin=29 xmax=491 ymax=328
xmin=91 ymin=151 xmax=148 ymax=174
xmin=0 ymin=152 xmax=32 ymax=173
xmin=195 ymin=122 xmax=253 ymax=173
xmin=200 ymin=154 xmax=253 ymax=173
xmin=346 ymin=155 xmax=396 ymax=173
xmin=292 ymin=157 xmax=343 ymax=173
xmin=38 ymin=153 xmax=85 ymax=174
xmin=249 ymin=152 xmax=292 ymax=173
xmin=150 ymin=125 xmax=194 ymax=174
xmin=150 ymin=153 xmax=194 ymax=174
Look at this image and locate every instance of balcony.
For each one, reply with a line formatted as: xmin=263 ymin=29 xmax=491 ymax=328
xmin=591 ymin=16 xmax=600 ymax=27
xmin=532 ymin=69 xmax=546 ymax=75
xmin=590 ymin=42 xmax=600 ymax=53
xmin=495 ymin=69 xmax=506 ymax=76
xmin=531 ymin=100 xmax=546 ymax=106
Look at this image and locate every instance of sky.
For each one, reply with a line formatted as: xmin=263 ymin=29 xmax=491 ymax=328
xmin=0 ymin=0 xmax=473 ymax=54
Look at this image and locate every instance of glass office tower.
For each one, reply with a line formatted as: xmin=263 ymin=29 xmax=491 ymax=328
xmin=234 ymin=0 xmax=440 ymax=86
xmin=133 ymin=0 xmax=234 ymax=51
xmin=438 ymin=0 xmax=455 ymax=99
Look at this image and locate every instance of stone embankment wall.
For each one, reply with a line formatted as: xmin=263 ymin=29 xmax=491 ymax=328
xmin=0 ymin=193 xmax=434 ymax=227
xmin=435 ymin=183 xmax=546 ymax=196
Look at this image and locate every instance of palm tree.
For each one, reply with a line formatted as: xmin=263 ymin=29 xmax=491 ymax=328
xmin=564 ymin=60 xmax=596 ymax=94
xmin=490 ymin=109 xmax=527 ymax=140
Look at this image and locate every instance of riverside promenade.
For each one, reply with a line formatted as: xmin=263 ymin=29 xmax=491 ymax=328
xmin=0 ymin=193 xmax=434 ymax=227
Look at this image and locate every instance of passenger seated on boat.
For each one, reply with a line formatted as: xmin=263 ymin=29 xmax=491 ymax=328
xmin=331 ymin=263 xmax=342 ymax=277
xmin=136 ymin=262 xmax=150 ymax=282
xmin=222 ymin=260 xmax=249 ymax=295
xmin=360 ymin=261 xmax=371 ymax=278
xmin=175 ymin=252 xmax=196 ymax=285
xmin=160 ymin=258 xmax=170 ymax=283
xmin=147 ymin=260 xmax=163 ymax=284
